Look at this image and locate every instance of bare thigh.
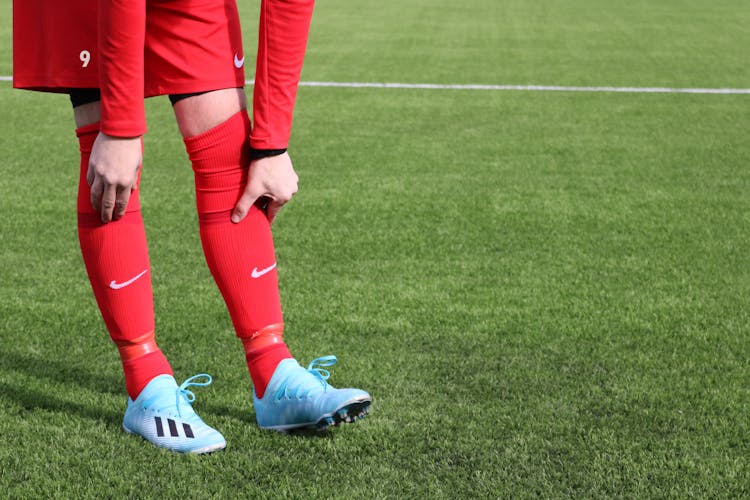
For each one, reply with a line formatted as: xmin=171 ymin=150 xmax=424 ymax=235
xmin=172 ymin=88 xmax=247 ymax=138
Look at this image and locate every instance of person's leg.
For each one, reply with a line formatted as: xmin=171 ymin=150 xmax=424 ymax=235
xmin=72 ymin=90 xmax=172 ymax=400
xmin=175 ymin=89 xmax=371 ymax=430
xmin=174 ymin=89 xmax=292 ymax=399
xmin=73 ymin=91 xmax=225 ymax=453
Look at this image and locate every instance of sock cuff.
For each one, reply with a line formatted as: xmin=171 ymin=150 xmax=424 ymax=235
xmin=240 ymin=323 xmax=285 ymax=353
xmin=183 ymin=110 xmax=251 ymax=158
xmin=115 ymin=330 xmax=159 ymax=361
xmin=76 ymin=122 xmax=100 ymax=152
xmin=76 ymin=122 xmax=100 ymax=138
xmin=188 ymin=110 xmax=252 ymax=214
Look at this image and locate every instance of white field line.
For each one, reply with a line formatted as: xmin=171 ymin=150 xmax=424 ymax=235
xmin=2 ymin=75 xmax=749 ymax=94
xmin=292 ymin=81 xmax=750 ymax=95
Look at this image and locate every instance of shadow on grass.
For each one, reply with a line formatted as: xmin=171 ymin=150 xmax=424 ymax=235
xmin=0 ymin=382 xmax=121 ymax=426
xmin=202 ymin=401 xmax=258 ymax=425
xmin=0 ymin=348 xmax=121 ymax=394
xmin=202 ymin=401 xmax=335 ymax=440
xmin=284 ymin=427 xmax=336 ymax=439
xmin=0 ymin=348 xmax=123 ymax=426
xmin=1 ymin=349 xmax=342 ymax=439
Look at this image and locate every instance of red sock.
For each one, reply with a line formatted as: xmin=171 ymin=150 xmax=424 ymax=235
xmin=116 ymin=331 xmax=173 ymax=399
xmin=76 ymin=123 xmax=172 ymax=399
xmin=184 ymin=111 xmax=291 ymax=396
xmin=241 ymin=325 xmax=292 ymax=398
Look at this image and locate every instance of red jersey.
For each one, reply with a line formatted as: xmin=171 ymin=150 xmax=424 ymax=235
xmin=13 ymin=0 xmax=315 ymax=148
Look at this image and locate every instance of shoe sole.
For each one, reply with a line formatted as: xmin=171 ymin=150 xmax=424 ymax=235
xmin=261 ymin=396 xmax=372 ymax=432
xmin=122 ymin=424 xmax=227 ymax=454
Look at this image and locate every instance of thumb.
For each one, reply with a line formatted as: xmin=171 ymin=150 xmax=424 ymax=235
xmin=232 ymin=184 xmax=263 ymax=223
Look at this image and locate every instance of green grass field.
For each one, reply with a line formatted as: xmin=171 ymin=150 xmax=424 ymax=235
xmin=2 ymin=0 xmax=749 ymax=497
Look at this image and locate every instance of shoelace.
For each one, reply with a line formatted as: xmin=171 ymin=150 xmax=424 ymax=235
xmin=307 ymin=356 xmax=337 ymax=385
xmin=275 ymin=356 xmax=337 ymax=400
xmin=176 ymin=374 xmax=213 ymax=418
xmin=141 ymin=374 xmax=213 ymax=419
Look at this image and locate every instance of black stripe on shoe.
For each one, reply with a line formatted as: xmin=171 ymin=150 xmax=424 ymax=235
xmin=168 ymin=418 xmax=179 ymax=437
xmin=155 ymin=416 xmax=164 ymax=437
xmin=183 ymin=423 xmax=195 ymax=439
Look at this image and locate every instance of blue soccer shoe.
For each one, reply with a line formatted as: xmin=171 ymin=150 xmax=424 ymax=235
xmin=122 ymin=374 xmax=226 ymax=454
xmin=253 ymin=356 xmax=372 ymax=431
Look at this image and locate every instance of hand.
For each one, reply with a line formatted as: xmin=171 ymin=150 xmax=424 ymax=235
xmin=88 ymin=133 xmax=142 ymax=223
xmin=232 ymin=152 xmax=299 ymax=224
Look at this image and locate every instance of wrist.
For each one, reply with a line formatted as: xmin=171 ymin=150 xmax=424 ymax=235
xmin=250 ymin=148 xmax=287 ymax=160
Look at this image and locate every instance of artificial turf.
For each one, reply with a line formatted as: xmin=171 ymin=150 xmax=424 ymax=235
xmin=1 ymin=0 xmax=749 ymax=497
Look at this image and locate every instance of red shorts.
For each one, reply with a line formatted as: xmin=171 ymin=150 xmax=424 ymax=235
xmin=13 ymin=0 xmax=246 ymax=96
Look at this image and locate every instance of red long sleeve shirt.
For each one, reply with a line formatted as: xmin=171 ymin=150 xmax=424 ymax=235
xmin=99 ymin=0 xmax=315 ymax=150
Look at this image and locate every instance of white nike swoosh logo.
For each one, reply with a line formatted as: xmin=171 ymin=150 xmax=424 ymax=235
xmin=109 ymin=269 xmax=149 ymax=290
xmin=234 ymin=53 xmax=245 ymax=69
xmin=251 ymin=263 xmax=277 ymax=279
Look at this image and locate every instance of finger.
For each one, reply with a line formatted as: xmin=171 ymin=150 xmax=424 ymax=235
xmin=100 ymin=183 xmax=117 ymax=223
xmin=266 ymin=200 xmax=283 ymax=224
xmin=132 ymin=164 xmax=142 ymax=192
xmin=112 ymin=186 xmax=132 ymax=221
xmin=232 ymin=186 xmax=263 ymax=224
xmin=90 ymin=176 xmax=103 ymax=213
xmin=86 ymin=163 xmax=95 ymax=187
